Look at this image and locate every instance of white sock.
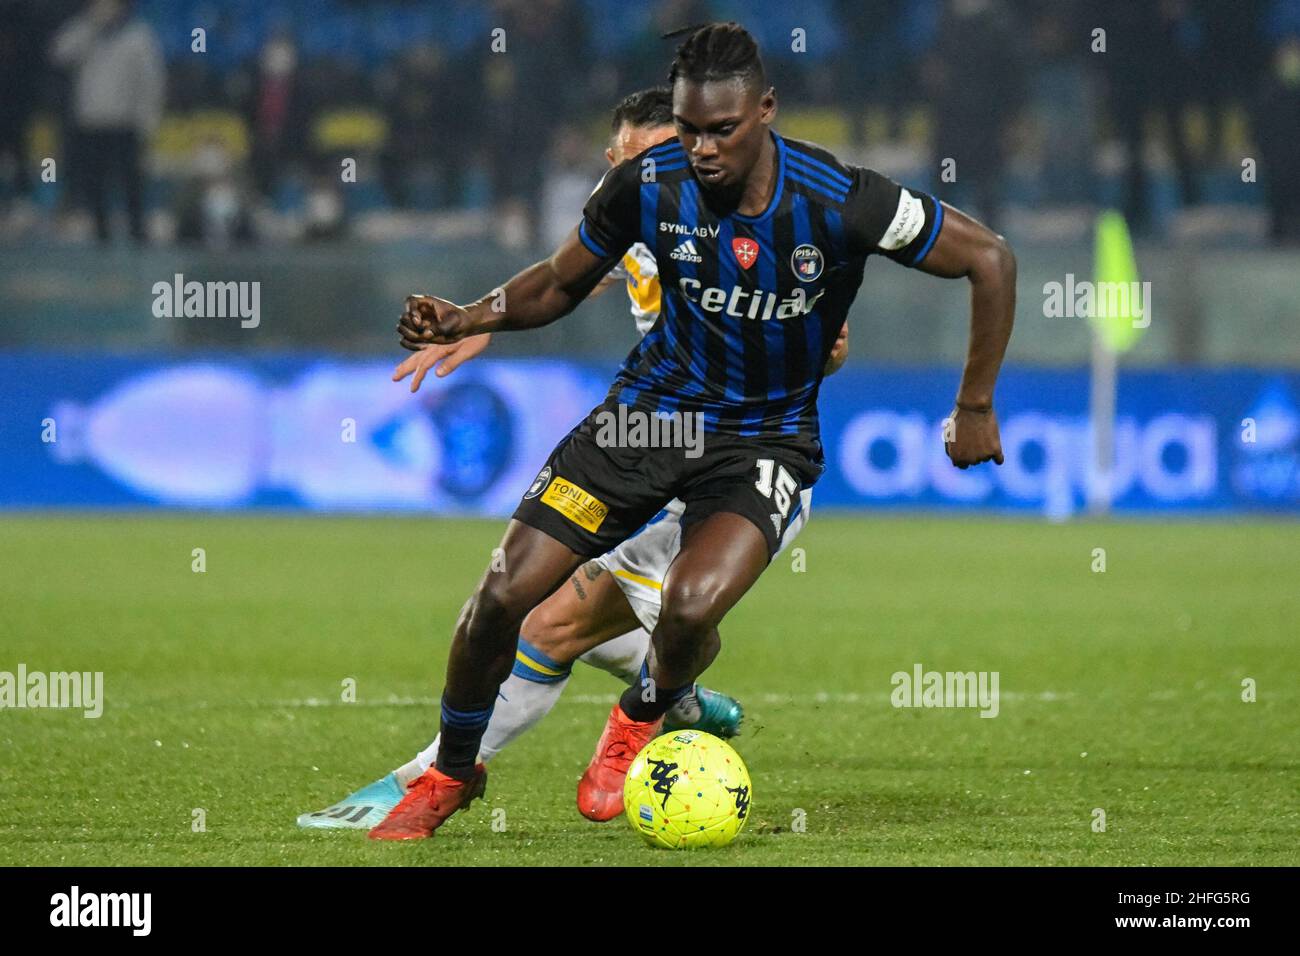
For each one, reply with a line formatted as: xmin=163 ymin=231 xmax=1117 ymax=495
xmin=402 ymin=669 xmax=572 ymax=775
xmin=395 ymin=757 xmax=424 ymax=785
xmin=578 ymin=627 xmax=651 ymax=684
xmin=393 ymin=628 xmax=680 ymax=784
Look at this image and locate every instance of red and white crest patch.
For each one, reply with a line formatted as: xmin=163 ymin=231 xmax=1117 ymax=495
xmin=731 ymin=237 xmax=759 ymax=270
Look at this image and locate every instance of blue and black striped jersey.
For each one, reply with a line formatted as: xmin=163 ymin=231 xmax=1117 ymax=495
xmin=578 ymin=131 xmax=944 ymax=440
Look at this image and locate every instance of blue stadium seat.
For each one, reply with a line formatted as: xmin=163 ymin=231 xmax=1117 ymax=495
xmin=273 ymin=175 xmax=307 ymax=214
xmin=344 ymin=178 xmax=391 ymax=214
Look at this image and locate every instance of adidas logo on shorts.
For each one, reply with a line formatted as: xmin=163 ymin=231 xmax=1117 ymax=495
xmin=670 ymin=239 xmax=703 ymax=263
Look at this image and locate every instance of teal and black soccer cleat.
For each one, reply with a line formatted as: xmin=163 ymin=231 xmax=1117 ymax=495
xmin=663 ymin=685 xmax=744 ymax=738
xmin=296 ymin=772 xmax=405 ymax=830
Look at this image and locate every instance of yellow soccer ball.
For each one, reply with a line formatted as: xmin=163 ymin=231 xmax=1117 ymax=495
xmin=623 ymin=730 xmax=752 ymax=849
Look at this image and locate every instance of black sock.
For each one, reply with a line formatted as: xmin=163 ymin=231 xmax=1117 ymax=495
xmin=435 ymin=695 xmax=493 ymax=779
xmin=619 ymin=659 xmax=693 ymax=722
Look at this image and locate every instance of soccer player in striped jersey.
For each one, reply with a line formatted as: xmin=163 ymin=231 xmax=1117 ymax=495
xmin=297 ymin=88 xmax=847 ymax=831
xmin=379 ymin=22 xmax=1014 ymax=839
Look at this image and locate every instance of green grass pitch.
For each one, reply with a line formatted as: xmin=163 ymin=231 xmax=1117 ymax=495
xmin=0 ymin=514 xmax=1295 ymax=866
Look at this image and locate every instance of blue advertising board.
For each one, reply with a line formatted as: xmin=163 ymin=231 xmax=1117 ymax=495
xmin=818 ymin=367 xmax=1300 ymax=514
xmin=1 ymin=353 xmax=1297 ymax=514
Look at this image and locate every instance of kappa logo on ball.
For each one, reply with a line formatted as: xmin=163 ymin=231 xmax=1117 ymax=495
xmin=791 ymin=243 xmax=824 ymax=282
xmin=524 ymin=466 xmax=551 ymax=499
xmin=732 ymin=237 xmax=759 ymax=270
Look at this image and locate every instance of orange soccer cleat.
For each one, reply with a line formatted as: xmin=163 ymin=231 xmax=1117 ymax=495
xmin=577 ymin=705 xmax=663 ymax=822
xmin=367 ymin=764 xmax=487 ymax=840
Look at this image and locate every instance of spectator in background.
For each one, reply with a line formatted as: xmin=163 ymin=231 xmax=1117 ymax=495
xmin=539 ymin=124 xmax=603 ymax=249
xmin=1198 ymin=0 xmax=1267 ymax=156
xmin=620 ymin=0 xmax=715 ymax=92
xmin=1257 ymin=35 xmax=1300 ymax=243
xmin=49 ymin=0 xmax=164 ymax=243
xmin=484 ymin=0 xmax=591 ymax=247
xmin=174 ymin=138 xmax=256 ymax=248
xmin=1096 ymin=0 xmax=1202 ymax=235
xmin=925 ymin=0 xmax=1025 ymax=232
xmin=833 ymin=0 xmax=909 ymax=148
xmin=1025 ymin=1 xmax=1094 ymax=204
xmin=378 ymin=41 xmax=472 ymax=210
xmin=302 ymin=173 xmax=348 ymax=241
xmin=0 ymin=0 xmax=46 ymax=211
xmin=249 ymin=30 xmax=304 ymax=201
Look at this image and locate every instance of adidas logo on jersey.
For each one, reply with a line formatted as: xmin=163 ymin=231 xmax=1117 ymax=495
xmin=670 ymin=239 xmax=703 ymax=263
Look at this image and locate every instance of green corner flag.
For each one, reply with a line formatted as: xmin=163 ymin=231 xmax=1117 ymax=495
xmin=1092 ymin=210 xmax=1149 ymax=353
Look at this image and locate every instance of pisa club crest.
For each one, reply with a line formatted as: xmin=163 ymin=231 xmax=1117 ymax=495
xmin=791 ymin=244 xmax=824 ymax=282
xmin=524 ymin=466 xmax=551 ymax=499
xmin=732 ymin=237 xmax=759 ymax=270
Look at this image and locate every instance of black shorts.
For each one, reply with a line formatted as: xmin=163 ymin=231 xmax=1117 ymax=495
xmin=512 ymin=399 xmax=823 ymax=560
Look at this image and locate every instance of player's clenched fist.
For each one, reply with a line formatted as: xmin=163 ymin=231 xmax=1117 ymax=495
xmin=945 ymin=406 xmax=1005 ymax=469
xmin=398 ymin=294 xmax=474 ymax=351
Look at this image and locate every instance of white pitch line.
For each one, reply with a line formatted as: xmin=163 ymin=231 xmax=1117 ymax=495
xmin=112 ymin=690 xmax=1078 ymax=710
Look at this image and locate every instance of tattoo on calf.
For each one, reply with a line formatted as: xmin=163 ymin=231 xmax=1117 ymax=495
xmin=571 ymin=575 xmax=587 ymax=600
xmin=581 ymin=561 xmax=605 ymax=582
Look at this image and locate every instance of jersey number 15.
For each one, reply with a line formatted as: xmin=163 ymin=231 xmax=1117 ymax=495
xmin=755 ymin=459 xmax=798 ymax=518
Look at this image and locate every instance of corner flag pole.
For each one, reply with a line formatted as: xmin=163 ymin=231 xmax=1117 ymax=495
xmin=1088 ymin=321 xmax=1118 ymax=515
xmin=1088 ymin=210 xmax=1146 ymax=516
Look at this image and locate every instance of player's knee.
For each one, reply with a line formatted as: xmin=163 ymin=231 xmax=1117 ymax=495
xmin=463 ymin=574 xmax=530 ymax=639
xmin=658 ymin=583 xmax=726 ymax=639
xmin=449 ymin=592 xmax=517 ymax=686
xmin=519 ymin=602 xmax=580 ymax=663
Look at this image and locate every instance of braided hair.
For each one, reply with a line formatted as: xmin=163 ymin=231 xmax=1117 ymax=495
xmin=667 ymin=22 xmax=766 ymax=92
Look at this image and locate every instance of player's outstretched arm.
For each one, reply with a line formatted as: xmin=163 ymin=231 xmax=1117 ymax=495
xmin=392 ymin=239 xmax=629 ymax=386
xmin=913 ymin=204 xmax=1017 ymax=468
xmin=397 ymin=229 xmax=612 ymax=351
